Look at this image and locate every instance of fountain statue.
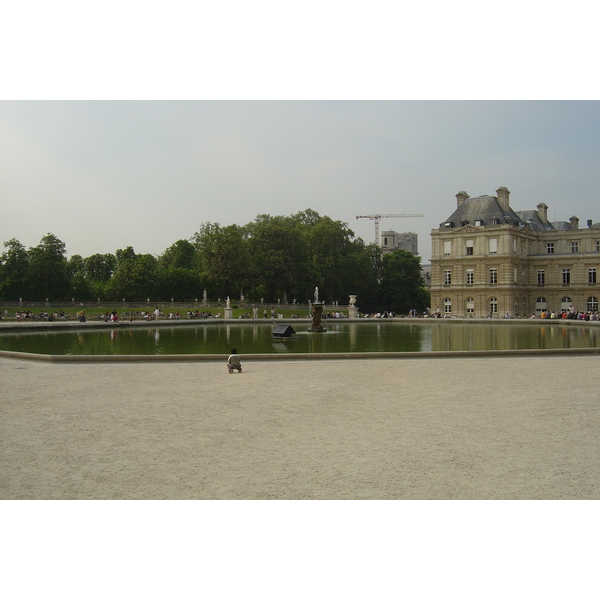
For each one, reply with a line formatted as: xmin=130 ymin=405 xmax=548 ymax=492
xmin=224 ymin=295 xmax=233 ymax=319
xmin=309 ymin=286 xmax=326 ymax=332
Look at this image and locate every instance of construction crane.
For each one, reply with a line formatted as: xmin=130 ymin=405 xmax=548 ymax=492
xmin=356 ymin=213 xmax=425 ymax=245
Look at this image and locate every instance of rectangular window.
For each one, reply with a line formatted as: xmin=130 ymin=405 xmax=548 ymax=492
xmin=444 ymin=270 xmax=452 ymax=285
xmin=537 ymin=270 xmax=545 ymax=285
xmin=466 ymin=269 xmax=474 ymax=285
xmin=596 ymin=241 xmax=600 ymax=252
xmin=547 ymin=243 xmax=555 ymax=254
xmin=589 ymin=268 xmax=597 ymax=284
xmin=443 ymin=241 xmax=451 ymax=256
xmin=562 ymin=269 xmax=571 ymax=285
xmin=514 ymin=267 xmax=518 ymax=283
xmin=490 ymin=268 xmax=498 ymax=285
xmin=489 ymin=238 xmax=498 ymax=254
xmin=571 ymin=241 xmax=579 ymax=253
xmin=466 ymin=239 xmax=474 ymax=255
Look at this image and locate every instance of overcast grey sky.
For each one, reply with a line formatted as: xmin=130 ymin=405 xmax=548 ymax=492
xmin=1 ymin=100 xmax=599 ymax=261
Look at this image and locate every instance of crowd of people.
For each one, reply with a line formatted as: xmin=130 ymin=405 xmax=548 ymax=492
xmin=531 ymin=308 xmax=600 ymax=321
xmin=12 ymin=310 xmax=68 ymax=322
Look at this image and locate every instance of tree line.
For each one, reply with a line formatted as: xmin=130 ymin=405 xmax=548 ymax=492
xmin=0 ymin=209 xmax=430 ymax=313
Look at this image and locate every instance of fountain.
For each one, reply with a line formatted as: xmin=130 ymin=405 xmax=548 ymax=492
xmin=308 ymin=287 xmax=326 ymax=332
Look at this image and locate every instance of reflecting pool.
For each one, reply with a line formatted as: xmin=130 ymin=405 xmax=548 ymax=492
xmin=1 ymin=321 xmax=599 ymax=355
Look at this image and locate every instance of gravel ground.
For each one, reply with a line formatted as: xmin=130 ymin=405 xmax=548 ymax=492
xmin=1 ymin=354 xmax=599 ymax=499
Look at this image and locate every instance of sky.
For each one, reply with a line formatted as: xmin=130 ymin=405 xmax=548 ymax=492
xmin=2 ymin=100 xmax=599 ymax=262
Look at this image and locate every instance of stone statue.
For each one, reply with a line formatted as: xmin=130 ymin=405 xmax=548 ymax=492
xmin=226 ymin=296 xmax=231 ymax=308
xmin=314 ymin=287 xmax=319 ymax=303
xmin=311 ymin=303 xmax=323 ymax=330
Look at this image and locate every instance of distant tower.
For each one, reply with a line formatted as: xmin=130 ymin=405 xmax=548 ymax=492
xmin=380 ymin=231 xmax=418 ymax=255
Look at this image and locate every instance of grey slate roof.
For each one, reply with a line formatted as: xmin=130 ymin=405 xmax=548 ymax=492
xmin=515 ymin=211 xmax=557 ymax=232
xmin=440 ymin=195 xmax=524 ymax=229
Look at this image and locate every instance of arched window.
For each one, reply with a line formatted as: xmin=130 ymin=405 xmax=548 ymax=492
xmin=443 ymin=298 xmax=452 ymax=314
xmin=560 ymin=296 xmax=572 ymax=313
xmin=489 ymin=297 xmax=498 ymax=314
xmin=587 ymin=297 xmax=598 ymax=312
xmin=465 ymin=297 xmax=474 ymax=314
xmin=535 ymin=297 xmax=547 ymax=314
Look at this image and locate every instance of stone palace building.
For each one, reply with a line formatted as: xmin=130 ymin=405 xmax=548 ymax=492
xmin=430 ymin=187 xmax=600 ymax=317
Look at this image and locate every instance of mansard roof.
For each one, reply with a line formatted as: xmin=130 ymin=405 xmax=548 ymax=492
xmin=440 ymin=195 xmax=523 ymax=229
xmin=515 ymin=210 xmax=557 ymax=232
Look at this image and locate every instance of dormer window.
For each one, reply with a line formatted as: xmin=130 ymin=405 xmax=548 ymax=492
xmin=490 ymin=218 xmax=499 ymax=225
xmin=475 ymin=220 xmax=483 ymax=226
xmin=444 ymin=222 xmax=453 ymax=228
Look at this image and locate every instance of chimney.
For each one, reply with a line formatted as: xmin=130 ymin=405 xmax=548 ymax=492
xmin=496 ymin=186 xmax=510 ymax=211
xmin=537 ymin=202 xmax=549 ymax=223
xmin=569 ymin=216 xmax=579 ymax=230
xmin=456 ymin=191 xmax=469 ymax=208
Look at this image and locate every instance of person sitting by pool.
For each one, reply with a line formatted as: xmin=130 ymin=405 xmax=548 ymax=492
xmin=227 ymin=348 xmax=242 ymax=374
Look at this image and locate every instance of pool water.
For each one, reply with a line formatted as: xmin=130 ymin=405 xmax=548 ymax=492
xmin=1 ymin=321 xmax=599 ymax=355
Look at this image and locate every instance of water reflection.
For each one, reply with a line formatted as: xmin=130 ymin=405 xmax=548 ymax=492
xmin=0 ymin=321 xmax=599 ymax=355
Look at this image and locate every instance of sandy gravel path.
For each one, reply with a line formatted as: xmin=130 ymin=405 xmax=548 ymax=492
xmin=1 ymin=355 xmax=599 ymax=499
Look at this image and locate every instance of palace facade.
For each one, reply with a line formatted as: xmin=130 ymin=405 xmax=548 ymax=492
xmin=430 ymin=187 xmax=600 ymax=317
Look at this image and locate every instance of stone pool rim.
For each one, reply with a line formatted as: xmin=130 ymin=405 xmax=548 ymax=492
xmin=2 ymin=317 xmax=600 ymax=362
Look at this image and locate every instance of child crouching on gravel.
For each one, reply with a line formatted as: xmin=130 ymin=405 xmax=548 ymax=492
xmin=227 ymin=348 xmax=242 ymax=374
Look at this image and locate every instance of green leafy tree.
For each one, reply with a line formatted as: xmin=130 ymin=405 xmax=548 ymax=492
xmin=192 ymin=223 xmax=250 ymax=300
xmin=156 ymin=267 xmax=204 ymax=301
xmin=67 ymin=254 xmax=94 ymax=301
xmin=83 ymin=253 xmax=117 ymax=299
xmin=340 ymin=241 xmax=382 ymax=312
xmin=131 ymin=254 xmax=159 ymax=300
xmin=303 ymin=215 xmax=357 ymax=303
xmin=28 ymin=233 xmax=70 ymax=300
xmin=246 ymin=214 xmax=310 ymax=302
xmin=105 ymin=247 xmax=137 ymax=301
xmin=84 ymin=253 xmax=117 ymax=282
xmin=0 ymin=238 xmax=31 ymax=300
xmin=377 ymin=249 xmax=429 ymax=314
xmin=158 ymin=239 xmax=197 ymax=271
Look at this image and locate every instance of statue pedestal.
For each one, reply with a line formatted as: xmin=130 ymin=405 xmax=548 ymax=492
xmin=224 ymin=307 xmax=233 ymax=319
xmin=308 ymin=302 xmax=326 ymax=332
xmin=348 ymin=305 xmax=358 ymax=318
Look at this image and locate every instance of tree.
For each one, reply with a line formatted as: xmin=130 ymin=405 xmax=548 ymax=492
xmin=28 ymin=233 xmax=70 ymax=300
xmin=192 ymin=223 xmax=250 ymax=300
xmin=68 ymin=254 xmax=94 ymax=301
xmin=84 ymin=253 xmax=117 ymax=283
xmin=0 ymin=238 xmax=31 ymax=301
xmin=246 ymin=215 xmax=311 ymax=302
xmin=158 ymin=239 xmax=197 ymax=271
xmin=303 ymin=215 xmax=357 ymax=303
xmin=105 ymin=247 xmax=137 ymax=301
xmin=156 ymin=267 xmax=204 ymax=301
xmin=377 ymin=249 xmax=429 ymax=314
